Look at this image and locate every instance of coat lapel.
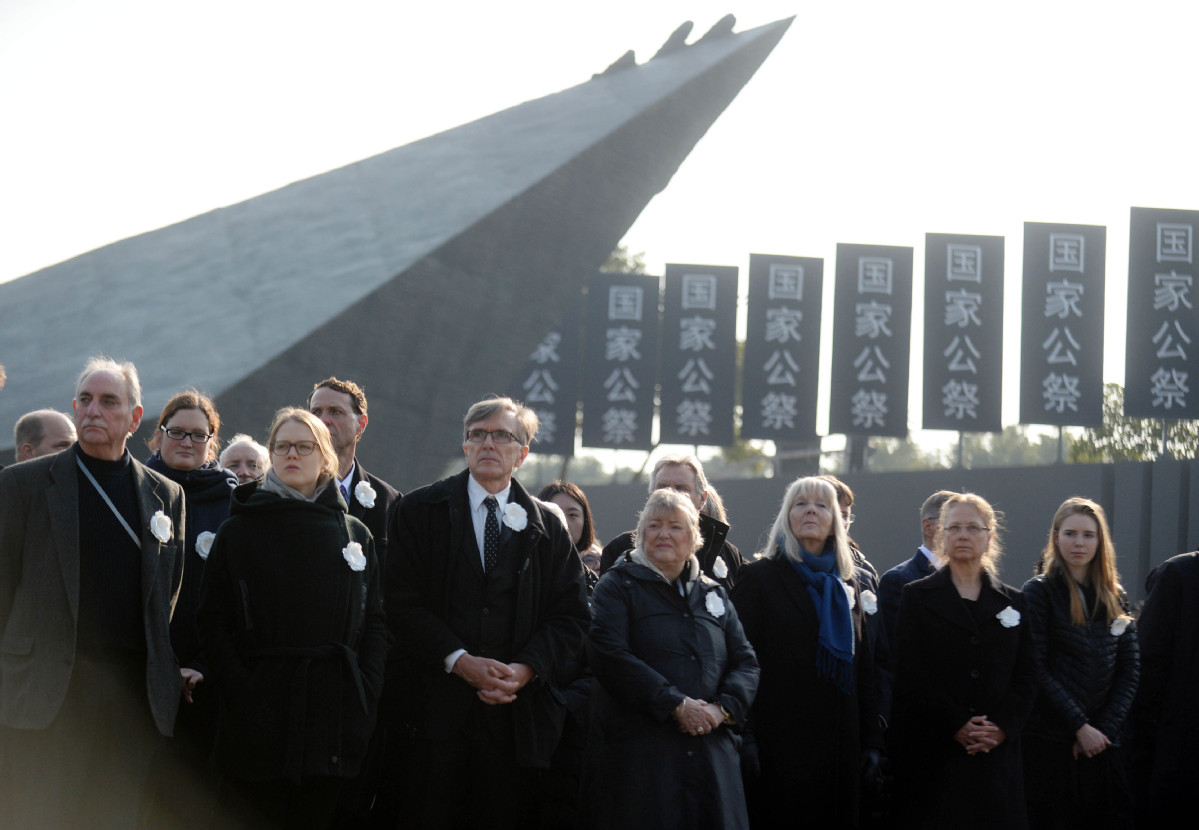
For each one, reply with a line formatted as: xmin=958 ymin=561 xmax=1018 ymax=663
xmin=917 ymin=567 xmax=979 ymax=635
xmin=348 ymin=463 xmax=366 ymax=522
xmin=452 ymin=473 xmax=484 ymax=579
xmin=46 ymin=447 xmax=82 ymax=623
xmin=132 ymin=460 xmax=166 ymax=612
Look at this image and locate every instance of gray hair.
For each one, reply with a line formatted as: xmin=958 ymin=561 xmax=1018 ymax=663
xmin=758 ymin=476 xmax=854 ymax=581
xmin=649 ymin=454 xmax=709 ymax=497
xmin=462 ymin=396 xmax=538 ymax=445
xmin=76 ymin=356 xmax=142 ymax=410
xmin=219 ymin=433 xmax=270 ymax=468
xmin=633 ymin=488 xmax=702 ymax=557
xmin=921 ymin=490 xmax=957 ymax=521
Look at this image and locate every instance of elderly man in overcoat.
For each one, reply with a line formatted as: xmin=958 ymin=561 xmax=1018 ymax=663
xmin=0 ymin=357 xmax=185 ymax=828
xmin=385 ymin=396 xmax=589 ymax=829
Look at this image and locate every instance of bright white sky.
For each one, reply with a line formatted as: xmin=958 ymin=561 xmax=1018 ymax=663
xmin=3 ymin=0 xmax=1197 ymax=452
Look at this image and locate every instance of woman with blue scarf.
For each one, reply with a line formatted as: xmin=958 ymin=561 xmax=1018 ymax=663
xmin=731 ymin=476 xmax=884 ymax=828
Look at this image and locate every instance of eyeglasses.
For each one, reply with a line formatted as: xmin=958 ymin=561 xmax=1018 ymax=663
xmin=843 ymin=512 xmax=855 ymax=527
xmin=465 ymin=429 xmax=521 ymax=445
xmin=161 ymin=425 xmax=212 ymax=444
xmin=945 ymin=524 xmax=989 ymax=536
xmin=271 ymin=441 xmax=316 ymax=456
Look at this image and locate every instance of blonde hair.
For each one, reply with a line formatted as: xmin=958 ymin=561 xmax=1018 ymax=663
xmin=758 ymin=476 xmax=854 ymax=581
xmin=633 ymin=489 xmax=702 ymax=558
xmin=1040 ymin=497 xmax=1125 ymax=625
xmin=936 ymin=493 xmax=1005 ymax=572
xmin=266 ymin=408 xmax=339 ymax=484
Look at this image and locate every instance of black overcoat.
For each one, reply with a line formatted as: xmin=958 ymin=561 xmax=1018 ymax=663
xmin=730 ymin=553 xmax=883 ymax=828
xmin=385 ymin=470 xmax=590 ymax=768
xmin=891 ymin=567 xmax=1036 ymax=830
xmin=1130 ymin=551 xmax=1199 ymax=822
xmin=196 ymin=481 xmax=387 ymax=783
xmin=586 ymin=557 xmax=759 ymax=830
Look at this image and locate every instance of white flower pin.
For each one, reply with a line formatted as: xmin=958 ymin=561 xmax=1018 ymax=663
xmin=503 ymin=503 xmax=527 ymax=531
xmin=150 ymin=510 xmax=172 ymax=544
xmin=860 ymin=589 xmax=878 ymax=615
xmin=843 ymin=581 xmax=856 ymax=610
xmin=342 ymin=541 xmax=366 ymax=572
xmin=1110 ymin=617 xmax=1130 ymax=637
xmin=195 ymin=531 xmax=215 ymax=560
xmin=354 ymin=480 xmax=376 ymax=509
xmin=712 ymin=555 xmax=729 ymax=579
xmin=997 ymin=606 xmax=1021 ymax=628
xmin=705 ymin=591 xmax=726 ymax=617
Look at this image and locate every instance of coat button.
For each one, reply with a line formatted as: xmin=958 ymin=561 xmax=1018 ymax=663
xmin=969 ymin=636 xmax=980 ymax=646
xmin=686 ymin=751 xmax=694 ymax=757
xmin=482 ymin=607 xmax=490 ymax=615
xmin=331 ymin=755 xmax=339 ymax=764
xmin=970 ymin=669 xmax=980 ymax=679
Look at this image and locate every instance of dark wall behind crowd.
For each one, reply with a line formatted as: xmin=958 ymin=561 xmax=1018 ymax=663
xmin=580 ymin=458 xmax=1199 ymax=604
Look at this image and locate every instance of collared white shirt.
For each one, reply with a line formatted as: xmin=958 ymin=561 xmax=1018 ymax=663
xmin=338 ymin=461 xmax=357 ymax=503
xmin=467 ymin=474 xmax=511 ymax=569
xmin=919 ymin=544 xmax=943 ymax=569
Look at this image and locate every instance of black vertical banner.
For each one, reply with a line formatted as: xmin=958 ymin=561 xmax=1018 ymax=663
xmin=580 ymin=273 xmax=660 ymax=450
xmin=508 ymin=300 xmax=581 ymax=455
xmin=922 ymin=234 xmax=1004 ymax=432
xmin=742 ymin=254 xmax=823 ymax=441
xmin=658 ymin=264 xmax=738 ymax=446
xmin=1125 ymin=207 xmax=1199 ymax=419
xmin=828 ymin=244 xmax=913 ymax=439
xmin=1019 ymin=222 xmax=1106 ymax=427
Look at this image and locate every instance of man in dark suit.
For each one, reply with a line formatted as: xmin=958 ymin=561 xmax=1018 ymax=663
xmin=13 ymin=409 xmax=77 ymax=463
xmin=308 ymin=377 xmax=400 ymax=560
xmin=386 ymin=396 xmax=589 ymax=829
xmin=878 ymin=490 xmax=956 ymax=646
xmin=307 ymin=376 xmax=400 ymax=828
xmin=0 ymin=357 xmax=185 ymax=828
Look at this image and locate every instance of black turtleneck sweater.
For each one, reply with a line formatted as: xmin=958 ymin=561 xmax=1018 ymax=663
xmin=76 ymin=449 xmax=144 ymax=655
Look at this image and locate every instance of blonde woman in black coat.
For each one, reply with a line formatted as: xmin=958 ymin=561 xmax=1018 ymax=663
xmin=198 ymin=409 xmax=386 ymax=829
xmin=891 ymin=492 xmax=1036 ymax=830
xmin=1022 ymin=498 xmax=1138 ymax=829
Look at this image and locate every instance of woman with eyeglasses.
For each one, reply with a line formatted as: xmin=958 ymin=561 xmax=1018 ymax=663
xmin=890 ymin=492 xmax=1037 ymax=829
xmin=142 ymin=390 xmax=238 ymax=824
xmin=1021 ymin=499 xmax=1138 ymax=830
xmin=197 ymin=408 xmax=386 ymax=829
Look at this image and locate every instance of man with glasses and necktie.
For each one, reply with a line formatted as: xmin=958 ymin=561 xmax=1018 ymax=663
xmin=0 ymin=356 xmax=185 ymax=828
xmin=384 ymin=396 xmax=589 ymax=829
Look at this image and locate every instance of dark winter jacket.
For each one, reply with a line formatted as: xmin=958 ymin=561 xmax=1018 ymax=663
xmin=1022 ymin=572 xmax=1139 ymax=744
xmin=600 ymin=512 xmax=745 ymax=591
xmin=586 ymin=557 xmax=759 ymax=830
xmin=145 ymin=453 xmax=236 ymax=675
xmin=891 ymin=567 xmax=1037 ymax=830
xmin=196 ymin=481 xmax=387 ymax=783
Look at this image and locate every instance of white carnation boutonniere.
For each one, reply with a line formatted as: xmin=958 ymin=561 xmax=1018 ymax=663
xmin=1110 ymin=617 xmax=1131 ymax=637
xmin=860 ymin=589 xmax=879 ymax=615
xmin=195 ymin=531 xmax=216 ymax=560
xmin=503 ymin=502 xmax=528 ymax=532
xmin=712 ymin=555 xmax=729 ymax=579
xmin=843 ymin=580 xmax=856 ymax=610
xmin=354 ymin=480 xmax=376 ymax=509
xmin=342 ymin=541 xmax=366 ymax=572
xmin=997 ymin=605 xmax=1021 ymax=628
xmin=705 ymin=590 xmax=726 ymax=618
xmin=150 ymin=510 xmax=172 ymax=544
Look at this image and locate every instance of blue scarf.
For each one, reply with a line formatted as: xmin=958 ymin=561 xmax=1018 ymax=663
xmin=785 ymin=538 xmax=855 ymax=694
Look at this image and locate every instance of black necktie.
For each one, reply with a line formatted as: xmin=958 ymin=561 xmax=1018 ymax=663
xmin=483 ymin=496 xmax=501 ymax=573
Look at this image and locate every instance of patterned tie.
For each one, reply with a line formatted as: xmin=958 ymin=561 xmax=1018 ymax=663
xmin=340 ymin=483 xmax=349 ymax=503
xmin=483 ymin=496 xmax=501 ymax=573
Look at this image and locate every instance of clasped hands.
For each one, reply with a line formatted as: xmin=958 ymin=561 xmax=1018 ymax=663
xmin=954 ymin=715 xmax=1006 ymax=755
xmin=453 ymin=654 xmax=534 ymax=705
xmin=673 ymin=696 xmax=723 ymax=736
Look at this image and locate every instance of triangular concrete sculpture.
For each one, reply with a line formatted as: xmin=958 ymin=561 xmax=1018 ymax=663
xmin=0 ymin=17 xmax=792 ymax=489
